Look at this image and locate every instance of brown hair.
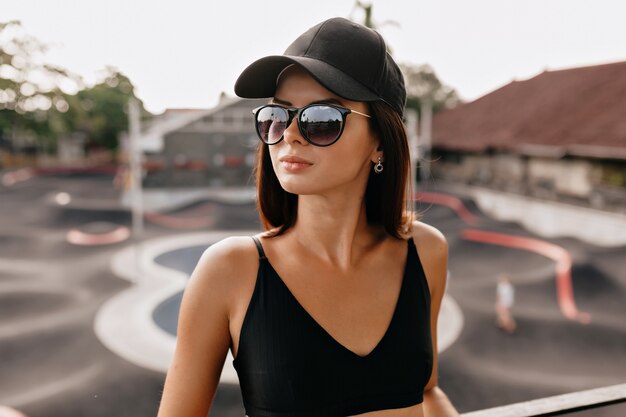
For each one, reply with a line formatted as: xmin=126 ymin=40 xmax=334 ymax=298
xmin=254 ymin=100 xmax=415 ymax=239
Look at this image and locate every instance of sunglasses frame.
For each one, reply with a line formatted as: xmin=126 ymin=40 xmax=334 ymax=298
xmin=252 ymin=103 xmax=371 ymax=147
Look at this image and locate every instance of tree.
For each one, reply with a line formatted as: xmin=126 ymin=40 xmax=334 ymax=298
xmin=0 ymin=20 xmax=151 ymax=161
xmin=0 ymin=20 xmax=83 ymax=154
xmin=400 ymin=63 xmax=461 ymax=117
xmin=74 ymin=67 xmax=149 ymax=152
xmin=399 ymin=63 xmax=461 ymax=181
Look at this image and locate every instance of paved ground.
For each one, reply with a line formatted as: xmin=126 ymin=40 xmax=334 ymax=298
xmin=0 ymin=171 xmax=624 ymax=416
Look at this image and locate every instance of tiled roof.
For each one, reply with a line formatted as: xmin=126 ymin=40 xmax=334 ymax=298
xmin=432 ymin=60 xmax=626 ymax=159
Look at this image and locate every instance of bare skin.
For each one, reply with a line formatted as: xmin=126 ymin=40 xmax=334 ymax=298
xmin=157 ymin=67 xmax=459 ymax=417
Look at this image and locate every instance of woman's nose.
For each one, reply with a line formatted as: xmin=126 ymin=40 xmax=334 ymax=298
xmin=282 ymin=119 xmax=308 ymax=146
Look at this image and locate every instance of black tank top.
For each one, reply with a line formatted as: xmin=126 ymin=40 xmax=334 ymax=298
xmin=232 ymin=236 xmax=433 ymax=417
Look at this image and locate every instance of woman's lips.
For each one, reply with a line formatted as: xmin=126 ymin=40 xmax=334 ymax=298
xmin=279 ymin=155 xmax=313 ymax=172
xmin=281 ymin=161 xmax=312 ymax=172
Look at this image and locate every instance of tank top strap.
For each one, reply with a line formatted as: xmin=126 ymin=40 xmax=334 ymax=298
xmin=406 ymin=236 xmax=432 ymax=306
xmin=250 ymin=236 xmax=267 ymax=260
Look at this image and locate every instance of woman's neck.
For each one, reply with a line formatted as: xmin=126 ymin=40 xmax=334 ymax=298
xmin=286 ymin=192 xmax=384 ymax=270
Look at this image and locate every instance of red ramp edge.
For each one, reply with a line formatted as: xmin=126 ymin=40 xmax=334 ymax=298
xmin=416 ymin=192 xmax=480 ymax=225
xmin=461 ymin=229 xmax=591 ymax=324
xmin=144 ymin=211 xmax=214 ymax=229
xmin=66 ymin=225 xmax=131 ymax=246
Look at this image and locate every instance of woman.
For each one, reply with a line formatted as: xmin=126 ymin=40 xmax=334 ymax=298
xmin=496 ymin=274 xmax=517 ymax=334
xmin=157 ymin=17 xmax=459 ymax=417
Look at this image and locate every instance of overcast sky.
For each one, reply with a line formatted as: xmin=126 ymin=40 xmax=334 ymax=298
xmin=4 ymin=0 xmax=626 ymax=114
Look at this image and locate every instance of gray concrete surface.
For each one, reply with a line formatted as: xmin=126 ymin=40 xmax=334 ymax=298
xmin=0 ymin=171 xmax=624 ymax=416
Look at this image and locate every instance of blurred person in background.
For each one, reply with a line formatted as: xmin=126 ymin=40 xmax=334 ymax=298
xmin=495 ymin=274 xmax=517 ymax=334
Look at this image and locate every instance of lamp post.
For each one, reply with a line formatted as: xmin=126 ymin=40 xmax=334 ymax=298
xmin=419 ymin=96 xmax=433 ymax=183
xmin=405 ymin=108 xmax=419 ymax=194
xmin=128 ymin=97 xmax=144 ymax=282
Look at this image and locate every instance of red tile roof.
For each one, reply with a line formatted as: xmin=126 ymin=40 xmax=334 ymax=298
xmin=432 ymin=60 xmax=626 ymax=159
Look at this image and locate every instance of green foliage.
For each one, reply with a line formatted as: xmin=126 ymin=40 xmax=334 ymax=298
xmin=0 ymin=20 xmax=75 ymax=152
xmin=74 ymin=67 xmax=146 ymax=151
xmin=0 ymin=20 xmax=151 ymax=155
xmin=401 ymin=63 xmax=461 ymax=116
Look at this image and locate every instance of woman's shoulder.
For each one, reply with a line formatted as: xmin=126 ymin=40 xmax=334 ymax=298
xmin=407 ymin=220 xmax=448 ymax=295
xmin=398 ymin=218 xmax=447 ymax=250
xmin=199 ymin=235 xmax=260 ymax=266
xmin=409 ymin=220 xmax=447 ymax=251
xmin=187 ymin=235 xmax=262 ymax=303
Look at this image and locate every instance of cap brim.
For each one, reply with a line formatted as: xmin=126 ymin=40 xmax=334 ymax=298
xmin=234 ymin=55 xmax=379 ymax=103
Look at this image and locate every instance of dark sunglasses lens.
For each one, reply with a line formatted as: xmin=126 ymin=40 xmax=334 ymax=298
xmin=300 ymin=106 xmax=343 ymax=145
xmin=256 ymin=106 xmax=289 ymax=144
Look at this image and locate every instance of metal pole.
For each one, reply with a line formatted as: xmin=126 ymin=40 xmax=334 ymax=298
xmin=419 ymin=97 xmax=433 ymax=182
xmin=405 ymin=108 xmax=419 ymax=194
xmin=128 ymin=98 xmax=144 ymax=282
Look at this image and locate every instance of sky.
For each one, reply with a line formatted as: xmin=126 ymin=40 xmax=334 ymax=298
xmin=3 ymin=0 xmax=626 ymax=114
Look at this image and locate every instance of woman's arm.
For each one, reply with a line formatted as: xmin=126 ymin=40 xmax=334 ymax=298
xmin=412 ymin=221 xmax=460 ymax=417
xmin=157 ymin=238 xmax=243 ymax=417
xmin=423 ymin=387 xmax=459 ymax=417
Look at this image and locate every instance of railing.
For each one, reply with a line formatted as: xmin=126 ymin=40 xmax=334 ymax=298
xmin=462 ymin=383 xmax=626 ymax=417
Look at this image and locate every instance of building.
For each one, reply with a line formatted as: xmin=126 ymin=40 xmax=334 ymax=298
xmin=134 ymin=96 xmax=267 ymax=189
xmin=431 ymin=60 xmax=626 ymax=210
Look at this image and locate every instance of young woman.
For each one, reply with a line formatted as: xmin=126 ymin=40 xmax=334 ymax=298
xmin=157 ymin=17 xmax=459 ymax=417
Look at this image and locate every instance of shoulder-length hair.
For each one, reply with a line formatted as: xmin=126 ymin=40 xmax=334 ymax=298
xmin=253 ymin=100 xmax=415 ymax=239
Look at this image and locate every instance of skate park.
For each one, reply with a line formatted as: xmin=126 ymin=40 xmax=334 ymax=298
xmin=1 ymin=170 xmax=624 ymax=416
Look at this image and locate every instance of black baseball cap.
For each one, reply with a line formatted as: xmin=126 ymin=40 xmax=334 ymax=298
xmin=234 ymin=17 xmax=406 ymax=116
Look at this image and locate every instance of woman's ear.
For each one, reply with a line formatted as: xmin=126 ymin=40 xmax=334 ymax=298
xmin=370 ymin=149 xmax=383 ymax=164
xmin=369 ymin=129 xmax=382 ymax=163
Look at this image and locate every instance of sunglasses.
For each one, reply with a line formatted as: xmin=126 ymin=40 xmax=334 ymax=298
xmin=252 ymin=103 xmax=371 ymax=147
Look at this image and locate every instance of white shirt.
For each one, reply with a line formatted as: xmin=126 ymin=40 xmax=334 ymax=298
xmin=497 ymin=282 xmax=514 ymax=308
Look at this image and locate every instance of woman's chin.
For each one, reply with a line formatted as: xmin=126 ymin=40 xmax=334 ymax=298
xmin=277 ymin=178 xmax=324 ymax=196
xmin=278 ymin=183 xmax=314 ymax=196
